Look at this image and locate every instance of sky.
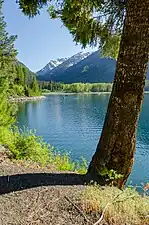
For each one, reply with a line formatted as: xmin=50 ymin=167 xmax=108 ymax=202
xmin=3 ymin=0 xmax=96 ymax=72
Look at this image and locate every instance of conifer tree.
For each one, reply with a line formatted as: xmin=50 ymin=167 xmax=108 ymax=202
xmin=0 ymin=0 xmax=17 ymax=85
xmin=0 ymin=75 xmax=15 ymax=129
xmin=15 ymin=65 xmax=25 ymax=85
xmin=0 ymin=0 xmax=16 ymax=128
xmin=0 ymin=0 xmax=17 ymax=64
xmin=0 ymin=0 xmax=40 ymax=97
xmin=30 ymin=76 xmax=40 ymax=94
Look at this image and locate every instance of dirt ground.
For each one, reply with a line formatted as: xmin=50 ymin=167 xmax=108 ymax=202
xmin=1 ymin=147 xmax=149 ymax=225
xmin=0 ymin=146 xmax=100 ymax=225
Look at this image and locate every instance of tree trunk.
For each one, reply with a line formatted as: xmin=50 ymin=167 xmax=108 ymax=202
xmin=88 ymin=0 xmax=149 ymax=188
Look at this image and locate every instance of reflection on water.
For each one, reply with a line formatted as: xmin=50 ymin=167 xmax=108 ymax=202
xmin=17 ymin=94 xmax=149 ymax=185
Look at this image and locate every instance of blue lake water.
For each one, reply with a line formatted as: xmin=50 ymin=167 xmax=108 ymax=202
xmin=17 ymin=94 xmax=149 ymax=185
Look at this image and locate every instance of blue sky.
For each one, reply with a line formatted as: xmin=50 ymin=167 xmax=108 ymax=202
xmin=3 ymin=1 xmax=96 ymax=72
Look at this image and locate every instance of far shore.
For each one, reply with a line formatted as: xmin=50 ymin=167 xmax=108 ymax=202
xmin=43 ymin=91 xmax=149 ymax=95
xmin=9 ymin=95 xmax=46 ymax=102
xmin=42 ymin=91 xmax=111 ymax=95
xmin=8 ymin=91 xmax=149 ymax=103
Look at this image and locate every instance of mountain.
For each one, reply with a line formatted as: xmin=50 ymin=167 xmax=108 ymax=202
xmin=36 ymin=51 xmax=149 ymax=83
xmin=51 ymin=51 xmax=116 ymax=83
xmin=16 ymin=61 xmax=37 ymax=85
xmin=36 ymin=52 xmax=92 ymax=80
xmin=37 ymin=58 xmax=68 ymax=77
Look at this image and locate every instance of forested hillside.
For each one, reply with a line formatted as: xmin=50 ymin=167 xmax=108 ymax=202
xmin=11 ymin=62 xmax=41 ymax=97
xmin=0 ymin=0 xmax=41 ymax=97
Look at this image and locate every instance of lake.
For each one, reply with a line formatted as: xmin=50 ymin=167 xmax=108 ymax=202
xmin=17 ymin=94 xmax=149 ymax=186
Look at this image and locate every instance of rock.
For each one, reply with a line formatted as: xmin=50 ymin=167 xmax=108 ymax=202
xmin=8 ymin=96 xmax=46 ymax=102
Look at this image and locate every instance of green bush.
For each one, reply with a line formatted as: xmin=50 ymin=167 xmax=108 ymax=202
xmin=13 ymin=130 xmax=49 ymax=165
xmin=76 ymin=157 xmax=87 ymax=174
xmin=0 ymin=128 xmax=50 ymax=166
xmin=51 ymin=152 xmax=75 ymax=171
xmin=0 ymin=127 xmax=87 ymax=172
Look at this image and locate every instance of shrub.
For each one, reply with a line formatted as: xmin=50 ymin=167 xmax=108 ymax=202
xmin=49 ymin=151 xmax=75 ymax=171
xmin=0 ymin=127 xmax=88 ymax=172
xmin=0 ymin=127 xmax=50 ymax=166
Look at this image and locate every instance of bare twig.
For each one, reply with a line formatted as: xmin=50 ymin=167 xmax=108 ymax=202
xmin=64 ymin=195 xmax=91 ymax=224
xmin=93 ymin=190 xmax=144 ymax=225
xmin=93 ymin=191 xmax=123 ymax=225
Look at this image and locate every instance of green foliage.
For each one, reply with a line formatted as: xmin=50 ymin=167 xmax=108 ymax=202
xmin=0 ymin=0 xmax=17 ymax=62
xmin=18 ymin=0 xmax=48 ymax=17
xmin=50 ymin=151 xmax=75 ymax=171
xmin=0 ymin=0 xmax=41 ymax=97
xmin=0 ymin=126 xmax=87 ymax=172
xmin=100 ymin=167 xmax=123 ymax=182
xmin=24 ymin=86 xmax=31 ymax=97
xmin=40 ymin=81 xmax=113 ymax=93
xmin=0 ymin=77 xmax=16 ymax=129
xmin=41 ymin=80 xmax=149 ymax=94
xmin=102 ymin=35 xmax=121 ymax=59
xmin=47 ymin=0 xmax=125 ymax=59
xmin=48 ymin=150 xmax=87 ymax=173
xmin=12 ymin=130 xmax=49 ymax=165
xmin=76 ymin=157 xmax=87 ymax=174
xmin=0 ymin=0 xmax=16 ymax=88
xmin=30 ymin=76 xmax=41 ymax=95
xmin=0 ymin=127 xmax=50 ymax=166
xmin=16 ymin=0 xmax=126 ymax=59
xmin=12 ymin=64 xmax=41 ymax=97
xmin=0 ymin=1 xmax=17 ymax=141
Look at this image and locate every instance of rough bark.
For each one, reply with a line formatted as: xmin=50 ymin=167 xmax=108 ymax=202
xmin=88 ymin=0 xmax=149 ymax=188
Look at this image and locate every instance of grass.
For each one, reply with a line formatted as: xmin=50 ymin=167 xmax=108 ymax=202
xmin=0 ymin=127 xmax=87 ymax=173
xmin=79 ymin=184 xmax=149 ymax=225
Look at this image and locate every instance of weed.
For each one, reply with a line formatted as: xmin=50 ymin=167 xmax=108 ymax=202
xmin=80 ymin=184 xmax=149 ymax=225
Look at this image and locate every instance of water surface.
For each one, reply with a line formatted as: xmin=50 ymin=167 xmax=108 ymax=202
xmin=17 ymin=94 xmax=149 ymax=185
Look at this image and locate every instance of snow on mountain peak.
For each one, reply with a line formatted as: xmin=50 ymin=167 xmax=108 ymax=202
xmin=37 ymin=57 xmax=68 ymax=76
xmin=36 ymin=51 xmax=92 ymax=77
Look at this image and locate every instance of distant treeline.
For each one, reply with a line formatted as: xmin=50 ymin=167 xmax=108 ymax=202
xmin=39 ymin=80 xmax=149 ymax=93
xmin=39 ymin=81 xmax=113 ymax=93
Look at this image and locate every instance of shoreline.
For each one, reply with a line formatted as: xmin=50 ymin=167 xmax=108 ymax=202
xmin=8 ymin=91 xmax=149 ymax=102
xmin=9 ymin=95 xmax=46 ymax=102
xmin=43 ymin=91 xmax=149 ymax=95
xmin=43 ymin=91 xmax=111 ymax=95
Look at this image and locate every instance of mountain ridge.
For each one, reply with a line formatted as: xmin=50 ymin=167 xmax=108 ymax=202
xmin=36 ymin=51 xmax=92 ymax=79
xmin=37 ymin=58 xmax=68 ymax=77
xmin=36 ymin=51 xmax=149 ymax=83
